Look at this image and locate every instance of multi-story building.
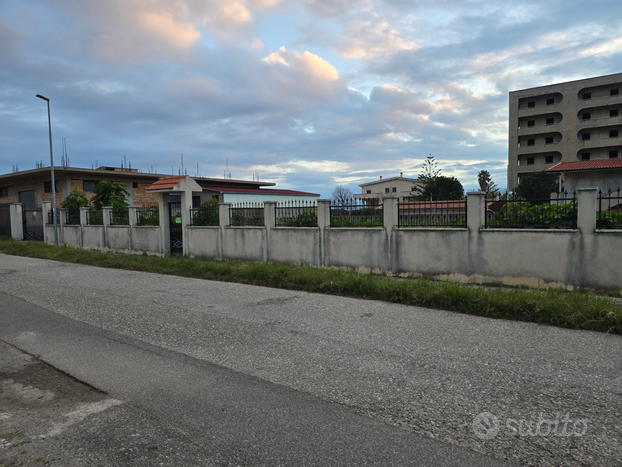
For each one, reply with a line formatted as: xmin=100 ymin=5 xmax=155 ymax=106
xmin=354 ymin=174 xmax=425 ymax=204
xmin=508 ymin=72 xmax=622 ymax=191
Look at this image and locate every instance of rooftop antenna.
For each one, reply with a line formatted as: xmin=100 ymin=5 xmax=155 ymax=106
xmin=181 ymin=153 xmax=184 ymax=174
xmin=129 ymin=160 xmax=131 ymax=170
xmin=96 ymin=160 xmax=98 ymax=169
xmin=124 ymin=155 xmax=127 ymax=171
xmin=225 ymin=159 xmax=228 ymax=179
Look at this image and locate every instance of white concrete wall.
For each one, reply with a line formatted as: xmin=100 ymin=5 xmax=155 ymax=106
xmin=24 ymin=192 xmax=622 ymax=292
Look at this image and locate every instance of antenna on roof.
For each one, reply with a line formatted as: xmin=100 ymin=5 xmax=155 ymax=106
xmin=96 ymin=160 xmax=98 ymax=169
xmin=196 ymin=162 xmax=199 ymax=177
xmin=181 ymin=153 xmax=184 ymax=174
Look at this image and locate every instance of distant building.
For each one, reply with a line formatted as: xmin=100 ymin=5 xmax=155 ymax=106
xmin=508 ymin=72 xmax=622 ymax=191
xmin=0 ymin=165 xmax=316 ymax=209
xmin=548 ymin=159 xmax=622 ymax=195
xmin=354 ymin=174 xmax=425 ymax=204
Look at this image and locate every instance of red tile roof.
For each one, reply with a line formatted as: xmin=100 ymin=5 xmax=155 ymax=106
xmin=146 ymin=176 xmax=186 ymax=191
xmin=202 ymin=186 xmax=320 ymax=196
xmin=548 ymin=159 xmax=622 ymax=172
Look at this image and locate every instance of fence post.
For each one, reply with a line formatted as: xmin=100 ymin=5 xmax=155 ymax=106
xmin=102 ymin=206 xmax=112 ymax=226
xmin=263 ymin=202 xmax=276 ymax=262
xmin=158 ymin=193 xmax=170 ymax=255
xmin=42 ymin=201 xmax=51 ymax=244
xmin=317 ymin=199 xmax=331 ymax=267
xmin=467 ymin=191 xmax=485 ymax=232
xmin=129 ymin=206 xmax=138 ymax=227
xmin=577 ymin=188 xmax=597 ymax=234
xmin=383 ymin=196 xmax=398 ymax=229
xmin=79 ymin=207 xmax=88 ymax=227
xmin=219 ymin=203 xmax=231 ymax=228
xmin=10 ymin=203 xmax=23 ymax=240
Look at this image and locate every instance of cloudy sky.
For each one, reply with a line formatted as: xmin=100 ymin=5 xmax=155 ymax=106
xmin=2 ymin=0 xmax=622 ymax=196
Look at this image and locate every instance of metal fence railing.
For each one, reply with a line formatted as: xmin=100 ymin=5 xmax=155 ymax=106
xmin=86 ymin=210 xmax=103 ymax=226
xmin=136 ymin=206 xmax=160 ymax=226
xmin=110 ymin=207 xmax=129 ymax=226
xmin=64 ymin=210 xmax=80 ymax=225
xmin=190 ymin=205 xmax=219 ymax=226
xmin=398 ymin=199 xmax=466 ymax=228
xmin=47 ymin=209 xmax=60 ymax=225
xmin=275 ymin=200 xmax=317 ymax=227
xmin=485 ymin=191 xmax=577 ymax=229
xmin=330 ymin=199 xmax=383 ymax=228
xmin=230 ymin=202 xmax=264 ymax=226
xmin=598 ymin=188 xmax=622 ymax=229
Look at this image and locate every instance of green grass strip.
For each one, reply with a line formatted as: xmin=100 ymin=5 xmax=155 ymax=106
xmin=0 ymin=238 xmax=620 ymax=335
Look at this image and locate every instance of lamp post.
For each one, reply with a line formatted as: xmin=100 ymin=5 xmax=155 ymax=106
xmin=36 ymin=94 xmax=58 ymax=247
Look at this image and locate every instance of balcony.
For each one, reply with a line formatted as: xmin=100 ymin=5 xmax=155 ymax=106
xmin=517 ymin=122 xmax=561 ymax=135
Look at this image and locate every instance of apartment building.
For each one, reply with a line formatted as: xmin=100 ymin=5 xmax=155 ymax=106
xmin=508 ymin=72 xmax=622 ymax=191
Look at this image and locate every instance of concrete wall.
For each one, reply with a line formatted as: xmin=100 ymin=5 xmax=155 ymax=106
xmin=24 ymin=192 xmax=621 ymax=292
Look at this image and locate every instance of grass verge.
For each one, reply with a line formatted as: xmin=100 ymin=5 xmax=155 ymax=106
xmin=0 ymin=238 xmax=620 ymax=335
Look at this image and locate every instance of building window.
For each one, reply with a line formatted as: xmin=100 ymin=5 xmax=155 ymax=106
xmin=392 ymin=187 xmax=397 ymax=193
xmin=133 ymin=182 xmax=138 ymax=188
xmin=582 ymin=92 xmax=591 ymax=100
xmin=366 ymin=189 xmax=371 ymax=194
xmin=0 ymin=187 xmax=7 ymax=198
xmin=582 ymin=112 xmax=591 ymax=120
xmin=527 ymin=138 xmax=535 ymax=146
xmin=609 ymin=150 xmax=619 ymax=159
xmin=545 ymin=155 xmax=554 ymax=164
xmin=43 ymin=181 xmax=59 ymax=193
xmin=611 ymin=109 xmax=619 ymax=117
xmin=581 ymin=152 xmax=590 ymax=161
xmin=610 ymin=130 xmax=619 ymax=138
xmin=83 ymin=180 xmax=98 ymax=192
xmin=411 ymin=186 xmax=417 ymax=191
xmin=545 ymin=136 xmax=554 ymax=144
xmin=546 ymin=98 xmax=554 ymax=105
xmin=581 ymin=133 xmax=590 ymax=141
xmin=527 ymin=157 xmax=535 ymax=165
xmin=385 ymin=188 xmax=390 ymax=193
xmin=527 ymin=120 xmax=535 ymax=127
xmin=611 ymin=89 xmax=619 ymax=96
xmin=546 ymin=117 xmax=554 ymax=125
xmin=527 ymin=101 xmax=535 ymax=108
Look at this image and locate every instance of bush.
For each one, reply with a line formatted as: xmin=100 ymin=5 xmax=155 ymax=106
xmin=282 ymin=210 xmax=318 ymax=227
xmin=193 ymin=199 xmax=219 ymax=226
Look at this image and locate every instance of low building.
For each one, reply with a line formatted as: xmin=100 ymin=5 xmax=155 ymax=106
xmin=354 ymin=174 xmax=425 ymax=204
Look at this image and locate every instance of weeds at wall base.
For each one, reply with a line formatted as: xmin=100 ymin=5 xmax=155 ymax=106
xmin=0 ymin=238 xmax=620 ymax=335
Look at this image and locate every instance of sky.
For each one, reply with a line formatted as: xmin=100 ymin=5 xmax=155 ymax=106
xmin=2 ymin=0 xmax=622 ymax=197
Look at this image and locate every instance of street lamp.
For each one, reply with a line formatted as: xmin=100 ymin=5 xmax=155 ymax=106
xmin=36 ymin=94 xmax=58 ymax=247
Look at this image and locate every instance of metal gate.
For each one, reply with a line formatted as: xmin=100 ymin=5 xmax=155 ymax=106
xmin=169 ymin=201 xmax=183 ymax=253
xmin=0 ymin=204 xmax=10 ymax=237
xmin=23 ymin=208 xmax=43 ymax=241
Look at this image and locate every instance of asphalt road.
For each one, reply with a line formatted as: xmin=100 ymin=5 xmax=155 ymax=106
xmin=1 ymin=253 xmax=621 ymax=466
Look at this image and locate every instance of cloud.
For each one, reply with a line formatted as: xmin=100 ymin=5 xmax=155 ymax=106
xmin=335 ymin=18 xmax=418 ymax=59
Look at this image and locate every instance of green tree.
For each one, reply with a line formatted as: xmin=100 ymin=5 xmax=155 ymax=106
xmin=418 ymin=176 xmax=464 ymax=200
xmin=419 ymin=154 xmax=441 ymax=180
xmin=514 ymin=171 xmax=559 ymax=205
xmin=91 ymin=180 xmax=130 ymax=210
xmin=477 ymin=170 xmax=499 ymax=198
xmin=61 ymin=190 xmax=90 ymax=224
xmin=192 ymin=199 xmax=219 ymax=226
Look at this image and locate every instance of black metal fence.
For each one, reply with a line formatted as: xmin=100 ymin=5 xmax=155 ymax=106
xmin=398 ymin=199 xmax=466 ymax=228
xmin=330 ymin=199 xmax=383 ymax=228
xmin=485 ymin=192 xmax=577 ymax=229
xmin=64 ymin=210 xmax=80 ymax=225
xmin=87 ymin=210 xmax=103 ymax=226
xmin=598 ymin=188 xmax=622 ymax=229
xmin=230 ymin=202 xmax=264 ymax=226
xmin=275 ymin=200 xmax=317 ymax=227
xmin=47 ymin=209 xmax=60 ymax=225
xmin=110 ymin=207 xmax=129 ymax=225
xmin=136 ymin=206 xmax=160 ymax=226
xmin=190 ymin=205 xmax=219 ymax=226
xmin=0 ymin=204 xmax=10 ymax=237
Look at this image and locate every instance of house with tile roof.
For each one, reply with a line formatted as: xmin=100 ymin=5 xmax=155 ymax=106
xmin=548 ymin=159 xmax=622 ymax=194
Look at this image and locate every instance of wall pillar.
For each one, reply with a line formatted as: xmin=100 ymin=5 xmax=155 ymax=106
xmin=102 ymin=206 xmax=111 ymax=251
xmin=129 ymin=206 xmax=138 ymax=227
xmin=264 ymin=201 xmax=276 ymax=262
xmin=180 ymin=190 xmax=191 ymax=256
xmin=10 ymin=203 xmax=23 ymax=240
xmin=79 ymin=207 xmax=88 ymax=227
xmin=317 ymin=199 xmax=331 ymax=267
xmin=383 ymin=196 xmax=398 ymax=272
xmin=42 ymin=201 xmax=51 ymax=244
xmin=158 ymin=193 xmax=170 ymax=255
xmin=577 ymin=188 xmax=597 ymax=234
xmin=58 ymin=207 xmax=66 ymax=246
xmin=467 ymin=191 xmax=485 ymax=232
